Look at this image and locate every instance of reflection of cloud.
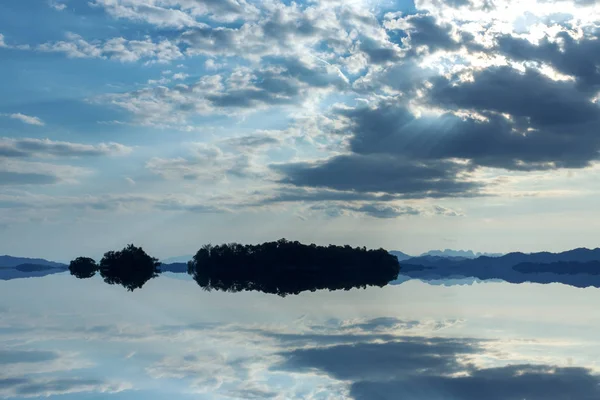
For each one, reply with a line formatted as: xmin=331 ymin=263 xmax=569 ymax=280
xmin=0 ymin=377 xmax=131 ymax=398
xmin=275 ymin=337 xmax=482 ymax=380
xmin=2 ymin=312 xmax=599 ymax=399
xmin=146 ymin=352 xmax=234 ymax=392
xmin=350 ymin=365 xmax=600 ymax=400
xmin=275 ymin=336 xmax=600 ymax=400
xmin=0 ymin=348 xmax=94 ymax=379
xmin=0 ymin=349 xmax=59 ymax=364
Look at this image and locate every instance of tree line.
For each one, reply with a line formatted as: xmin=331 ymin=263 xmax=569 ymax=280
xmin=69 ymin=239 xmax=401 ymax=295
xmin=68 ymin=244 xmax=161 ymax=291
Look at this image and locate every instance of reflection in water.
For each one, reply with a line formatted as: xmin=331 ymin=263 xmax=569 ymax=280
xmin=70 ymin=244 xmax=161 ymax=291
xmin=188 ymin=240 xmax=400 ymax=296
xmin=69 ymin=240 xmax=401 ymax=295
xmin=1 ymin=274 xmax=600 ymax=399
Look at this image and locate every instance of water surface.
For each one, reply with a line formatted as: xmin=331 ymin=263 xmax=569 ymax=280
xmin=1 ymin=274 xmax=599 ymax=399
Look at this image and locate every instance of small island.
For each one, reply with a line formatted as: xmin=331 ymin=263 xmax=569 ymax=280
xmin=69 ymin=239 xmax=401 ymax=295
xmin=187 ymin=239 xmax=401 ymax=296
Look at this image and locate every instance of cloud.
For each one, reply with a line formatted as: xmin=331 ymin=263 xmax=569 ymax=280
xmin=0 ymin=34 xmax=6 ymax=48
xmin=97 ymin=59 xmax=347 ymax=126
xmin=275 ymin=335 xmax=600 ymax=400
xmin=0 ymin=192 xmax=229 ymax=214
xmin=0 ymin=377 xmax=131 ymax=398
xmin=272 ymin=154 xmax=482 ymax=198
xmin=428 ymin=66 xmax=600 ymax=127
xmin=91 ymin=0 xmax=258 ymax=25
xmin=307 ymin=203 xmax=424 ymax=219
xmin=350 ymin=365 xmax=600 ymax=400
xmin=1 ymin=113 xmax=44 ymax=126
xmin=48 ymin=1 xmax=67 ymax=11
xmin=0 ymin=138 xmax=132 ymax=158
xmin=90 ymin=0 xmax=201 ymax=28
xmin=0 ymin=350 xmax=59 ymax=365
xmin=145 ymin=143 xmax=261 ymax=181
xmin=146 ymin=352 xmax=235 ymax=392
xmin=275 ymin=337 xmax=482 ymax=380
xmin=0 ymin=160 xmax=88 ymax=186
xmin=38 ymin=33 xmax=183 ymax=63
xmin=384 ymin=13 xmax=460 ymax=53
xmin=496 ymin=31 xmax=600 ymax=89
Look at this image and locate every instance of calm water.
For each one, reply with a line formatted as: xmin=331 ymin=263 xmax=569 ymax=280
xmin=2 ymin=273 xmax=600 ymax=399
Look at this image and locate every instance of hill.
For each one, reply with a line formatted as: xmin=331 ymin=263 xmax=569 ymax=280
xmin=0 ymin=255 xmax=65 ymax=268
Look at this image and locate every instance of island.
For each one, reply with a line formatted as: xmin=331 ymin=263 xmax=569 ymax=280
xmin=187 ymin=239 xmax=401 ymax=296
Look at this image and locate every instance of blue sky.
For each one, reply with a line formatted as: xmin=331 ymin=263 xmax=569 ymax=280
xmin=2 ymin=0 xmax=600 ymax=261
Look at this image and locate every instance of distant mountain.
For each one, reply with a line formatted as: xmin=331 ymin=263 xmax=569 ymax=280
xmin=161 ymin=255 xmax=194 ymax=264
xmin=159 ymin=262 xmax=188 ymax=273
xmin=389 ymin=251 xmax=412 ymax=261
xmin=396 ymin=247 xmax=600 ymax=288
xmin=0 ymin=255 xmax=65 ymax=268
xmin=0 ymin=263 xmax=67 ymax=280
xmin=420 ymin=249 xmax=503 ymax=258
xmin=514 ymin=260 xmax=600 ymax=276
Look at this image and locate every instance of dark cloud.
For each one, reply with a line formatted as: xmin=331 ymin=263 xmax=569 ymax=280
xmin=359 ymin=38 xmax=401 ymax=64
xmin=221 ymin=135 xmax=280 ymax=149
xmin=275 ymin=337 xmax=481 ymax=380
xmin=343 ymin=90 xmax=600 ymax=170
xmin=272 ymin=154 xmax=482 ymax=198
xmin=390 ymin=13 xmax=460 ymax=52
xmin=497 ymin=32 xmax=600 ymax=89
xmin=351 ymin=365 xmax=600 ymax=400
xmin=255 ymin=187 xmax=401 ymax=205
xmin=310 ymin=203 xmax=423 ymax=219
xmin=0 ymin=350 xmax=59 ymax=364
xmin=276 ymin=336 xmax=600 ymax=400
xmin=271 ymin=61 xmax=600 ymax=198
xmin=0 ymin=138 xmax=131 ymax=158
xmin=261 ymin=331 xmax=401 ymax=347
xmin=344 ymin=317 xmax=421 ymax=332
xmin=0 ymin=171 xmax=59 ymax=185
xmin=429 ymin=66 xmax=600 ymax=126
xmin=224 ymin=387 xmax=278 ymax=399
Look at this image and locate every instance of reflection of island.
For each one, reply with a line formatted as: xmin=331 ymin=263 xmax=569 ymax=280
xmin=188 ymin=239 xmax=401 ymax=296
xmin=395 ymin=248 xmax=600 ymax=288
xmin=69 ymin=245 xmax=161 ymax=291
xmin=67 ymin=239 xmax=400 ymax=295
xmin=0 ymin=255 xmax=68 ymax=280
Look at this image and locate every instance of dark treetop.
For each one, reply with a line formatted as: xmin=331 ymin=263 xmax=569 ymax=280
xmin=70 ymin=244 xmax=161 ymax=291
xmin=99 ymin=244 xmax=161 ymax=291
xmin=68 ymin=257 xmax=98 ymax=279
xmin=187 ymin=238 xmax=401 ymax=296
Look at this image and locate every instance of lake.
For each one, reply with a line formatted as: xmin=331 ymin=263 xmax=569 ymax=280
xmin=1 ymin=273 xmax=599 ymax=399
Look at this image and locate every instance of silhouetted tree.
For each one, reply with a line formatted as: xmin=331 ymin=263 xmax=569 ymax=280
xmin=69 ymin=257 xmax=98 ymax=279
xmin=99 ymin=244 xmax=161 ymax=291
xmin=187 ymin=239 xmax=401 ymax=296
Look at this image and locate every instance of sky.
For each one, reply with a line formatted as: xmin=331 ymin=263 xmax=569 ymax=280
xmin=2 ymin=0 xmax=600 ymax=260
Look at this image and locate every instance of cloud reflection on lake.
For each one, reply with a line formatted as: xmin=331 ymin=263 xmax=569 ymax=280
xmin=1 ymin=273 xmax=600 ymax=399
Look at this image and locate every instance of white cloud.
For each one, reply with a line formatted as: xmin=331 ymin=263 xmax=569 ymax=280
xmin=0 ymin=137 xmax=132 ymax=158
xmin=0 ymin=159 xmax=90 ymax=185
xmin=146 ymin=143 xmax=263 ymax=182
xmin=0 ymin=377 xmax=132 ymax=398
xmin=49 ymin=1 xmax=67 ymax=11
xmin=1 ymin=113 xmax=45 ymax=126
xmin=205 ymin=59 xmax=225 ymax=70
xmin=95 ymin=59 xmax=348 ymax=127
xmin=91 ymin=0 xmax=259 ymax=25
xmin=172 ymin=72 xmax=188 ymax=80
xmin=38 ymin=33 xmax=183 ymax=63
